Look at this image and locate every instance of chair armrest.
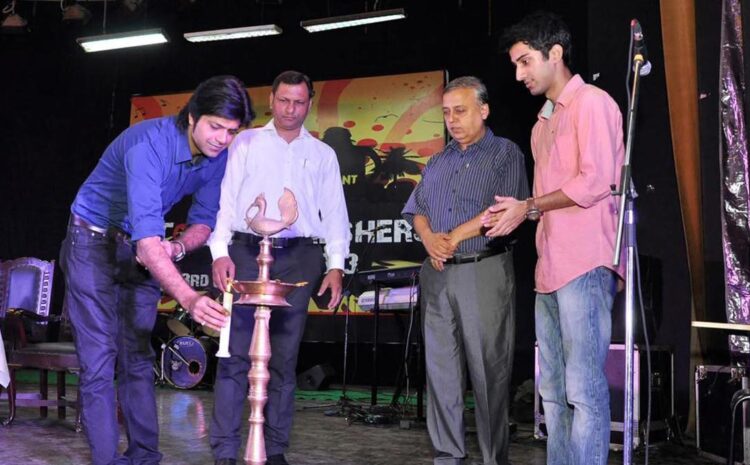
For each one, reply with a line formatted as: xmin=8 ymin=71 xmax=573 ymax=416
xmin=7 ymin=308 xmax=61 ymax=323
xmin=2 ymin=311 xmax=29 ymax=349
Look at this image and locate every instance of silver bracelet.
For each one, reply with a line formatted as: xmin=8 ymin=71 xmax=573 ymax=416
xmin=173 ymin=240 xmax=186 ymax=262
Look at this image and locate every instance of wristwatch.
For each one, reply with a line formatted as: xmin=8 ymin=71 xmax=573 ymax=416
xmin=172 ymin=240 xmax=186 ymax=262
xmin=525 ymin=198 xmax=541 ymax=221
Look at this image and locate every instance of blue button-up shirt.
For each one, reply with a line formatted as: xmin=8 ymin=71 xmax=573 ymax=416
xmin=71 ymin=116 xmax=227 ymax=241
xmin=402 ymin=128 xmax=529 ymax=254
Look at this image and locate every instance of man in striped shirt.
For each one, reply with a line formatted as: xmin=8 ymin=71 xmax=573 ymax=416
xmin=402 ymin=76 xmax=529 ymax=465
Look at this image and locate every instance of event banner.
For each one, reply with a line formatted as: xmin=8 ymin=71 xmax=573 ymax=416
xmin=130 ymin=70 xmax=445 ymax=313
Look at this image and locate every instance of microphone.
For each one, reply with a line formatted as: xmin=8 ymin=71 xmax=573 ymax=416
xmin=631 ymin=19 xmax=652 ymax=76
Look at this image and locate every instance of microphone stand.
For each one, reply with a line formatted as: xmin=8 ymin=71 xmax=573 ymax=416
xmin=316 ymin=293 xmax=367 ymax=421
xmin=316 ymin=227 xmax=380 ymax=420
xmin=613 ymin=46 xmax=646 ymax=465
xmin=153 ymin=339 xmax=168 ymax=385
xmin=328 ymin=293 xmax=358 ymax=415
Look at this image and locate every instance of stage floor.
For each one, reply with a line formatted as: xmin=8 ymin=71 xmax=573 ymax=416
xmin=0 ymin=384 xmax=718 ymax=465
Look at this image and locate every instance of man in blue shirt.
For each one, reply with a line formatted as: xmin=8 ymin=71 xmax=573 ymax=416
xmin=402 ymin=76 xmax=529 ymax=465
xmin=59 ymin=75 xmax=254 ymax=465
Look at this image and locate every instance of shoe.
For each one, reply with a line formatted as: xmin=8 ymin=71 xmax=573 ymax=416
xmin=214 ymin=459 xmax=236 ymax=465
xmin=266 ymin=454 xmax=289 ymax=465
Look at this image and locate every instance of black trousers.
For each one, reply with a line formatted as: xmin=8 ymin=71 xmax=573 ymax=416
xmin=209 ymin=240 xmax=325 ymax=459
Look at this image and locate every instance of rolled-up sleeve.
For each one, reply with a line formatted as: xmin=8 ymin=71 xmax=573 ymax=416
xmin=125 ymin=142 xmax=167 ymax=241
xmin=560 ymin=91 xmax=623 ymax=208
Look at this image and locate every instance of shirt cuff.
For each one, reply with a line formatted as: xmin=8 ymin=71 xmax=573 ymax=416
xmin=561 ymin=181 xmax=608 ymax=209
xmin=326 ymin=253 xmax=346 ymax=272
xmin=130 ymin=224 xmax=166 ymax=242
xmin=208 ymin=241 xmax=229 ymax=261
xmin=401 ymin=212 xmax=415 ymax=227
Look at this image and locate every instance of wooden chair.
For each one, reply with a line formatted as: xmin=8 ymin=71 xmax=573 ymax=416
xmin=0 ymin=257 xmax=80 ymax=430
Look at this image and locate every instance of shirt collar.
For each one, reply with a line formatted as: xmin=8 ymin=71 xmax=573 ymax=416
xmin=174 ymin=118 xmax=193 ymax=164
xmin=263 ymin=119 xmax=313 ymax=141
xmin=538 ymin=74 xmax=585 ymax=120
xmin=446 ymin=127 xmax=494 ymax=153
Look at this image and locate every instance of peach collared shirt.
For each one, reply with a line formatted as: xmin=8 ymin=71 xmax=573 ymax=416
xmin=531 ymin=74 xmax=626 ymax=293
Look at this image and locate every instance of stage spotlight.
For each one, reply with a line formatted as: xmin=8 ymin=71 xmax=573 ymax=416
xmin=62 ymin=3 xmax=92 ymax=23
xmin=1 ymin=0 xmax=28 ymax=33
xmin=300 ymin=8 xmax=406 ymax=33
xmin=121 ymin=0 xmax=143 ymax=12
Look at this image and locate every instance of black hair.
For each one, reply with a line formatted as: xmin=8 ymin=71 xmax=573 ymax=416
xmin=176 ymin=75 xmax=254 ymax=131
xmin=271 ymin=70 xmax=315 ymax=99
xmin=501 ymin=11 xmax=573 ymax=67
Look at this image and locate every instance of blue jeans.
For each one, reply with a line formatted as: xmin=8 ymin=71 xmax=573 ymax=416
xmin=535 ymin=267 xmax=617 ymax=465
xmin=60 ymin=224 xmax=162 ymax=465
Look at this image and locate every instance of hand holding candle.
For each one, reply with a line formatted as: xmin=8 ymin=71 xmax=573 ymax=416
xmin=216 ymin=282 xmax=233 ymax=358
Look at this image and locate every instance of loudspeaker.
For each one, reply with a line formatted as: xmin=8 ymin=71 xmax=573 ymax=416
xmin=297 ymin=363 xmax=335 ymax=391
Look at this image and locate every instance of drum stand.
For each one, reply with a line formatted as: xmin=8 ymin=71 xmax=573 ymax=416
xmin=153 ymin=337 xmax=190 ymax=386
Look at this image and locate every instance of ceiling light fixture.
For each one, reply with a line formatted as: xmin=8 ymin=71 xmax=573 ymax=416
xmin=184 ymin=24 xmax=282 ymax=43
xmin=76 ymin=28 xmax=168 ymax=52
xmin=300 ymin=8 xmax=406 ymax=33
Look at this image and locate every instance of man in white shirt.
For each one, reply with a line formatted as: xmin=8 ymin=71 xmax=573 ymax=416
xmin=208 ymin=70 xmax=351 ymax=465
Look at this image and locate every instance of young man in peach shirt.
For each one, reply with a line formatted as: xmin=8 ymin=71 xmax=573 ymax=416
xmin=484 ymin=11 xmax=625 ymax=465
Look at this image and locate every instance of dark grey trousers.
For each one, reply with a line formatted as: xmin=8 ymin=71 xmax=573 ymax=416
xmin=420 ymin=251 xmax=516 ymax=465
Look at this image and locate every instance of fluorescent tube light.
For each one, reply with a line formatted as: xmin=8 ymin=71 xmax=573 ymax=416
xmin=184 ymin=24 xmax=282 ymax=43
xmin=300 ymin=8 xmax=406 ymax=33
xmin=76 ymin=28 xmax=168 ymax=53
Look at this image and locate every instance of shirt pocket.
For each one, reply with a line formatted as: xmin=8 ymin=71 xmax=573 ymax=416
xmin=297 ymin=155 xmax=323 ymax=190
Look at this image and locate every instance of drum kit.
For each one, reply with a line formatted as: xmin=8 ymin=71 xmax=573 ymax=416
xmin=154 ymin=307 xmax=219 ymax=389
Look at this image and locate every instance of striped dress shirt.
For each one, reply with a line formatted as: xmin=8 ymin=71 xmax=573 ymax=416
xmin=402 ymin=128 xmax=529 ymax=254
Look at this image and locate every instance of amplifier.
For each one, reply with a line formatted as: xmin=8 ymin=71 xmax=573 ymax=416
xmin=534 ymin=343 xmax=674 ymax=450
xmin=695 ymin=365 xmax=746 ymax=463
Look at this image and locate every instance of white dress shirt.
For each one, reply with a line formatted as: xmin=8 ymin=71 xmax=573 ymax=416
xmin=208 ymin=120 xmax=351 ymax=271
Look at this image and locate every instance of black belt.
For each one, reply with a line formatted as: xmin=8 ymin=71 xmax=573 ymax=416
xmin=445 ymin=245 xmax=511 ymax=265
xmin=232 ymin=232 xmax=318 ymax=248
xmin=69 ymin=214 xmax=130 ymax=241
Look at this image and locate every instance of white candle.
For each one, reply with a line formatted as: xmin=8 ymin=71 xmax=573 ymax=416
xmin=216 ymin=283 xmax=233 ymax=358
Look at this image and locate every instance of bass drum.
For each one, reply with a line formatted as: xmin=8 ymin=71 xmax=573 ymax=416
xmin=162 ymin=336 xmax=217 ymax=389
